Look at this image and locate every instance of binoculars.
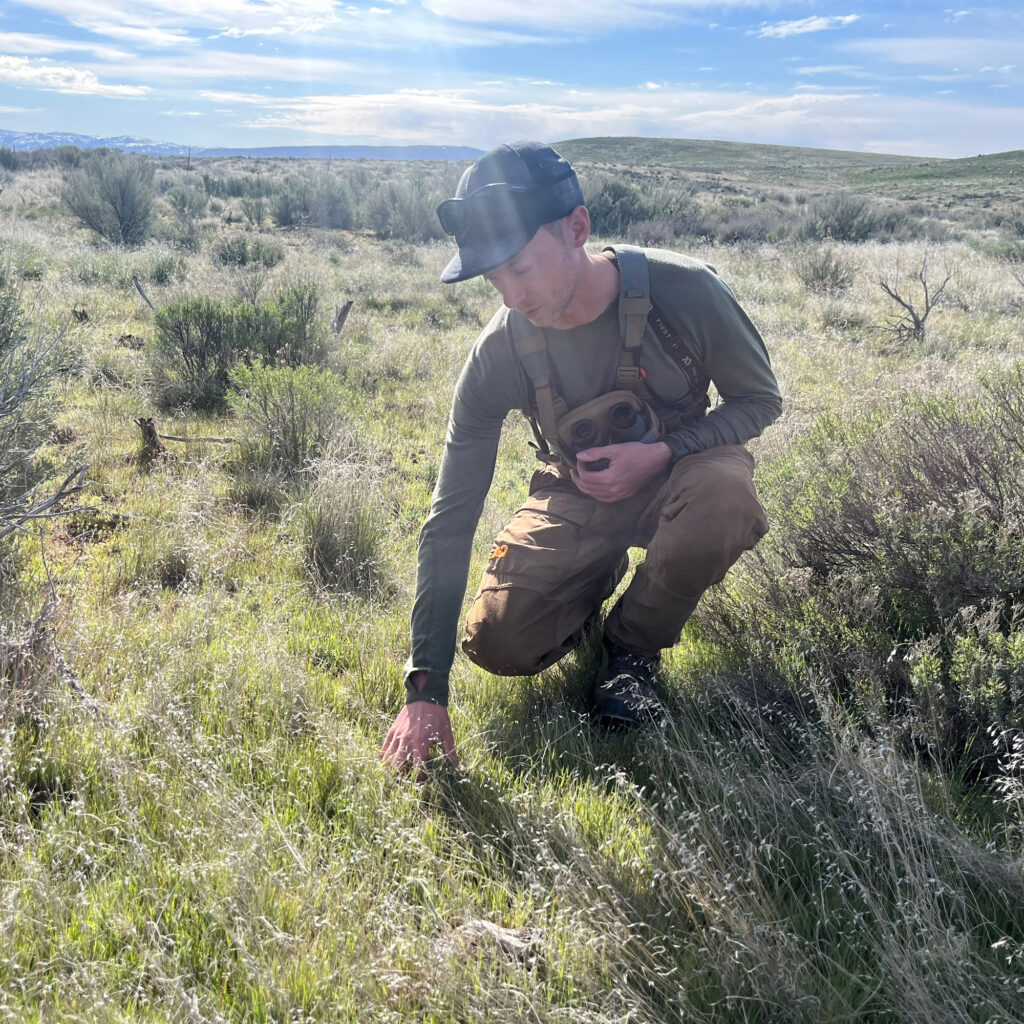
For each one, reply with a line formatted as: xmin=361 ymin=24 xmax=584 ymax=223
xmin=572 ymin=402 xmax=657 ymax=472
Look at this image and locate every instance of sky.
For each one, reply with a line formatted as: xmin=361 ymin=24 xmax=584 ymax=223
xmin=0 ymin=1 xmax=1021 ymax=158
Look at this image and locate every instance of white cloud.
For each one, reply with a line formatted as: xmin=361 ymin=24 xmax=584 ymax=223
xmin=0 ymin=104 xmax=35 ymax=113
xmin=843 ymin=36 xmax=1024 ymax=67
xmin=0 ymin=55 xmax=148 ymax=96
xmin=95 ymin=51 xmax=358 ymax=83
xmin=10 ymin=0 xmax=342 ymax=42
xmin=163 ymin=109 xmax=203 ymax=116
xmin=87 ymin=24 xmax=195 ymax=47
xmin=794 ymin=65 xmax=859 ymax=75
xmin=0 ymin=31 xmax=131 ymax=60
xmin=421 ymin=0 xmax=758 ymax=32
xmin=196 ymin=80 xmax=1021 ymax=157
xmin=755 ymin=15 xmax=859 ymax=39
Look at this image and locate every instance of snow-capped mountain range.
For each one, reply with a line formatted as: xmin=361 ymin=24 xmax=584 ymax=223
xmin=0 ymin=129 xmax=483 ymax=162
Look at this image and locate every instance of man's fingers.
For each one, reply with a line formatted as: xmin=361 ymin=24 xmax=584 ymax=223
xmin=440 ymin=728 xmax=460 ymax=767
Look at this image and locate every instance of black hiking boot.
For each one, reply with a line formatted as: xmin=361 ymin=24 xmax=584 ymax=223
xmin=591 ymin=642 xmax=665 ymax=727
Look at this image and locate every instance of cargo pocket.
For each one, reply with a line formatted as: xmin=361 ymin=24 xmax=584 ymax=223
xmin=465 ymin=488 xmax=626 ymax=675
xmin=481 ymin=489 xmax=597 ymax=591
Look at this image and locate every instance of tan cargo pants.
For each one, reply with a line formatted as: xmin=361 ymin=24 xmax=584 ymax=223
xmin=462 ymin=444 xmax=767 ymax=674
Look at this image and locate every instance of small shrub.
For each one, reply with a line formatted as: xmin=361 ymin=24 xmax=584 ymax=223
xmin=363 ymin=180 xmax=443 ymax=242
xmin=152 ymin=296 xmax=235 ymax=408
xmin=0 ymin=283 xmax=83 ymax=543
xmin=63 ymin=152 xmax=155 ymax=246
xmin=273 ymin=174 xmax=352 ymax=230
xmin=797 ymin=195 xmax=913 ymax=243
xmin=227 ymin=361 xmax=345 ymax=475
xmin=150 ymin=254 xmax=185 ymax=285
xmin=165 ymin=185 xmax=207 ymax=228
xmin=261 ymin=282 xmax=328 ymax=367
xmin=300 ymin=456 xmax=392 ymax=599
xmin=694 ymin=368 xmax=1024 ymax=777
xmin=587 ymin=180 xmax=657 ymax=236
xmin=213 ymin=235 xmax=285 ymax=269
xmin=151 ymin=281 xmax=330 ymax=405
xmin=241 ymin=195 xmax=266 ymax=228
xmin=796 ymin=247 xmax=855 ymax=296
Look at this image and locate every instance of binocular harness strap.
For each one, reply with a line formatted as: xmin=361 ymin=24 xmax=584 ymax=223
xmin=605 ymin=245 xmax=656 ymax=399
xmin=511 ymin=317 xmax=567 ymax=461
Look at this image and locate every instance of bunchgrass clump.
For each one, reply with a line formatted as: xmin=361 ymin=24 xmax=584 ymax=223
xmin=796 ymin=245 xmax=855 ymax=295
xmin=299 ymin=453 xmax=394 ymax=599
xmin=212 ymin=233 xmax=285 ymax=269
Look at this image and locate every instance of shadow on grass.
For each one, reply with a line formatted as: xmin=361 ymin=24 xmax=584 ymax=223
xmin=454 ymin=622 xmax=813 ymax=798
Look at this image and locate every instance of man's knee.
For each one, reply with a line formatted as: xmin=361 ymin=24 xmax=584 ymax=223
xmin=699 ymin=476 xmax=768 ymax=548
xmin=665 ymin=449 xmax=768 ymax=549
xmin=462 ymin=586 xmax=566 ymax=676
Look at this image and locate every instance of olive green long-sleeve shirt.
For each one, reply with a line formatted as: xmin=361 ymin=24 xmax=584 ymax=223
xmin=405 ymin=248 xmax=782 ymax=705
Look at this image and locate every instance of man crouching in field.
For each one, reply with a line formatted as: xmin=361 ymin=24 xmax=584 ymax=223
xmin=380 ymin=140 xmax=782 ymax=773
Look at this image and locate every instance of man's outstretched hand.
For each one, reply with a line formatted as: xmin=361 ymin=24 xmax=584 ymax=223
xmin=380 ymin=700 xmax=459 ymax=775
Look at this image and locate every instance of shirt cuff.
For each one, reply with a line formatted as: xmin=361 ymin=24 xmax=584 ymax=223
xmin=404 ymin=669 xmax=450 ymax=706
xmin=662 ymin=431 xmax=693 ymax=463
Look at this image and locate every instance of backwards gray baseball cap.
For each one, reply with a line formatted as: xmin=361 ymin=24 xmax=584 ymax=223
xmin=437 ymin=140 xmax=584 ymax=284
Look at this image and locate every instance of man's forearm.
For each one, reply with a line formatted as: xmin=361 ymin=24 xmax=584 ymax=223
xmin=663 ymin=392 xmax=782 ymax=461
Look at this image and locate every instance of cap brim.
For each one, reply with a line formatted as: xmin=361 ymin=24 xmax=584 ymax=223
xmin=439 ymin=228 xmax=535 ymax=284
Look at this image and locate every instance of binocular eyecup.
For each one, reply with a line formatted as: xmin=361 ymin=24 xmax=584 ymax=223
xmin=571 ymin=405 xmax=655 ymax=472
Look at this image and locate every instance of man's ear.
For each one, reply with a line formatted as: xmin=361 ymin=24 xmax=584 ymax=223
xmin=565 ymin=205 xmax=591 ymax=248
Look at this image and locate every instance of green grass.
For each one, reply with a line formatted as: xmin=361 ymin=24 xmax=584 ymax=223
xmin=1 ymin=139 xmax=1023 ymax=1022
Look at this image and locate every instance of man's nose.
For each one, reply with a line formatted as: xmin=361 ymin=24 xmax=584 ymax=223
xmin=497 ymin=281 xmax=524 ymax=309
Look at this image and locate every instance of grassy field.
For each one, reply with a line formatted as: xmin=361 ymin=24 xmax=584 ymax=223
xmin=1 ymin=138 xmax=1023 ymax=1022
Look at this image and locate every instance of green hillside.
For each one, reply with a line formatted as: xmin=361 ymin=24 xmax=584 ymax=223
xmin=556 ymin=136 xmax=1024 ymax=220
xmin=557 ymin=135 xmax=935 ymax=187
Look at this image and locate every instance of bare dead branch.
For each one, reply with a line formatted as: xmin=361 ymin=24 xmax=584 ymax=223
xmin=877 ymin=253 xmax=955 ymax=345
xmin=132 ymin=271 xmax=156 ymax=311
xmin=135 ymin=415 xmax=237 ymax=446
xmin=0 ymin=464 xmax=89 ymax=541
xmin=332 ymin=299 xmax=353 ymax=335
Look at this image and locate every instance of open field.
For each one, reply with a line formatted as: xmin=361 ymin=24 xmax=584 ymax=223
xmin=1 ymin=138 xmax=1024 ymax=1022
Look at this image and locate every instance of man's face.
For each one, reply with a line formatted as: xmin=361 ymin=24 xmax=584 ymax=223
xmin=482 ymin=223 xmax=581 ymax=329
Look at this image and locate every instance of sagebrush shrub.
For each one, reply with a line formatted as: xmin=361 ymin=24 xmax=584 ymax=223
xmin=213 ymin=234 xmax=285 ymax=269
xmin=149 ymin=254 xmax=185 ymax=285
xmin=796 ymin=246 xmax=855 ymax=295
xmin=63 ymin=152 xmax=155 ymax=246
xmin=273 ymin=174 xmax=352 ymax=229
xmin=587 ymin=180 xmax=657 ymax=236
xmin=363 ymin=180 xmax=443 ymax=242
xmin=152 ymin=296 xmax=236 ymax=408
xmin=695 ymin=367 xmax=1024 ymax=775
xmin=0 ymin=283 xmax=75 ymax=543
xmin=262 ymin=282 xmax=328 ymax=367
xmin=227 ymin=362 xmax=345 ymax=475
xmin=151 ymin=283 xmax=329 ymax=406
xmin=797 ymin=195 xmax=913 ymax=243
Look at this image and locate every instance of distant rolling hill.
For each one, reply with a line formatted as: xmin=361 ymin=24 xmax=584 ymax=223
xmin=556 ymin=136 xmax=939 ymax=188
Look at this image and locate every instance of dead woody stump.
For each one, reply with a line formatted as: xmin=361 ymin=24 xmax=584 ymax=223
xmin=134 ymin=417 xmax=238 ymax=465
xmin=135 ymin=417 xmax=168 ymax=463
